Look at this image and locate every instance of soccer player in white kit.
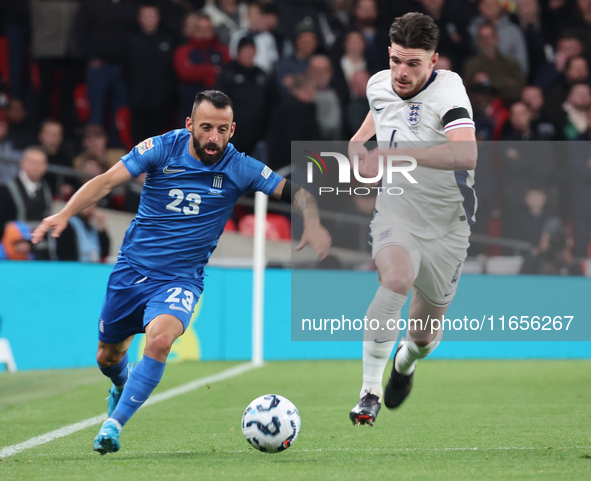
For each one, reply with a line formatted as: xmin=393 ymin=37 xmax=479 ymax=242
xmin=348 ymin=12 xmax=478 ymax=426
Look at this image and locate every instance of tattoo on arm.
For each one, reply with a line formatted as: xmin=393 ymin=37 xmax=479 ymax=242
xmin=293 ymin=188 xmax=320 ymax=223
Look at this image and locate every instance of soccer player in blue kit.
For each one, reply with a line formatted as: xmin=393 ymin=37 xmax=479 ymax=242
xmin=32 ymin=90 xmax=331 ymax=454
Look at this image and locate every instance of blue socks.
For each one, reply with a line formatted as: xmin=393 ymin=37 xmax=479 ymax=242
xmin=99 ymin=354 xmax=129 ymax=388
xmin=111 ymin=355 xmax=166 ymax=427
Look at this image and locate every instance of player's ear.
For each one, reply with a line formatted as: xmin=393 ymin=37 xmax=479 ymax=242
xmin=185 ymin=116 xmax=193 ymax=132
xmin=430 ymin=52 xmax=439 ymax=68
xmin=229 ymin=122 xmax=236 ymax=138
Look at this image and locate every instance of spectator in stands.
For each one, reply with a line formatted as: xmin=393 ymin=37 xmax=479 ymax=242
xmin=315 ymin=0 xmax=353 ymax=51
xmin=74 ymin=0 xmax=138 ymax=141
xmin=464 ymin=22 xmax=526 ymax=105
xmin=535 ymin=33 xmax=584 ymax=93
xmin=569 ymin=129 xmax=591 ymax=257
xmin=2 ymin=0 xmax=30 ymax=100
xmin=30 ymin=0 xmax=83 ymax=136
xmin=77 ymin=124 xmax=110 ymax=170
xmin=514 ymin=188 xmax=553 ymax=247
xmin=501 ymin=102 xmax=537 ymax=140
xmin=275 ymin=18 xmax=320 ymax=97
xmin=38 ymin=120 xmax=75 ymax=197
xmin=229 ymin=2 xmax=279 ymax=74
xmin=468 ymin=0 xmax=529 ymax=75
xmin=469 ymin=82 xmax=497 ymax=140
xmin=521 ymin=85 xmax=561 ymax=140
xmin=415 ymin=0 xmax=474 ymax=73
xmin=155 ymin=0 xmax=202 ymax=41
xmin=346 ymin=69 xmax=370 ymax=136
xmin=0 ymin=221 xmax=34 ymax=261
xmin=559 ymin=83 xmax=591 ymax=140
xmin=174 ymin=13 xmax=230 ymax=121
xmin=56 ymin=203 xmax=110 ymax=262
xmin=203 ymin=0 xmax=248 ymax=47
xmin=0 ymin=110 xmax=22 ymax=184
xmin=340 ymin=30 xmax=367 ymax=89
xmin=500 ymin=140 xmax=554 ymax=239
xmin=0 ymin=147 xmax=54 ymax=260
xmin=267 ymin=73 xmax=318 ymax=172
xmin=435 ymin=55 xmax=453 ymax=71
xmin=520 ymin=216 xmax=582 ymax=275
xmin=545 ymin=56 xmax=590 ymax=121
xmin=261 ymin=3 xmax=290 ymax=59
xmin=517 ymin=189 xmax=582 ymax=274
xmin=514 ymin=0 xmax=546 ymax=83
xmin=128 ymin=4 xmax=176 ymax=143
xmin=309 ymin=54 xmax=344 ymax=140
xmin=214 ymin=37 xmax=273 ymax=155
xmin=5 ymin=99 xmax=36 ymax=150
xmin=349 ymin=0 xmax=388 ymax=74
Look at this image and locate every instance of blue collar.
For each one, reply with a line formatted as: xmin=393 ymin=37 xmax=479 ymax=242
xmin=393 ymin=70 xmax=437 ymax=101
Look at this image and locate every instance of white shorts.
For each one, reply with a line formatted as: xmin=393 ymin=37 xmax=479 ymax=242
xmin=369 ymin=213 xmax=470 ymax=307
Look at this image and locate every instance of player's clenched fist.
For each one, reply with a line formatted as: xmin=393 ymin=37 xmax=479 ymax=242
xmin=32 ymin=213 xmax=70 ymax=244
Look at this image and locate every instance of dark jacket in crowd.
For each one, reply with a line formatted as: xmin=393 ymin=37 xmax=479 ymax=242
xmin=267 ymin=95 xmax=319 ymax=172
xmin=75 ymin=0 xmax=139 ymax=65
xmin=127 ymin=29 xmax=176 ymax=112
xmin=214 ymin=60 xmax=274 ymax=155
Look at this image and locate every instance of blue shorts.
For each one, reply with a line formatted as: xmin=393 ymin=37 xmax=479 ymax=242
xmin=98 ymin=258 xmax=204 ymax=344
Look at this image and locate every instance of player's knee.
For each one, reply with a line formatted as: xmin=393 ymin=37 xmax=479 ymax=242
xmin=379 ymin=272 xmax=413 ymax=296
xmin=145 ymin=334 xmax=175 ymax=357
xmin=96 ymin=348 xmax=124 ymax=368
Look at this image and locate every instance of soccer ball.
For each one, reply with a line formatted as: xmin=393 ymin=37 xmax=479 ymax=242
xmin=241 ymin=394 xmax=301 ymax=453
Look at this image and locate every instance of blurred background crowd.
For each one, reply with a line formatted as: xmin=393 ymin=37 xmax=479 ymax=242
xmin=0 ymin=0 xmax=590 ymax=274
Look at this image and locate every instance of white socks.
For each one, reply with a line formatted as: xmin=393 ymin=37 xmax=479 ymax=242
xmin=395 ymin=327 xmax=443 ymax=375
xmin=360 ymin=286 xmax=407 ymax=400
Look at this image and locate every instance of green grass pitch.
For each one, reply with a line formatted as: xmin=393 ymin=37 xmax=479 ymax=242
xmin=1 ymin=360 xmax=590 ymax=480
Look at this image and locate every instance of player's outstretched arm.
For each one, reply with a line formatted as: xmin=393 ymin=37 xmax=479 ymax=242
xmin=32 ymin=162 xmax=132 ymax=244
xmin=360 ymin=127 xmax=477 ymax=177
xmin=272 ymin=178 xmax=331 ymax=260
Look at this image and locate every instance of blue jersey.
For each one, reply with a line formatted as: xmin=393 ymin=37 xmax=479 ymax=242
xmin=119 ymin=129 xmax=282 ymax=280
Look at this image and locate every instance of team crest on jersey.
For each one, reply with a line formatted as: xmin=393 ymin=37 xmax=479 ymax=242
xmin=213 ymin=174 xmax=223 ymax=188
xmin=407 ymin=102 xmax=422 ymax=125
xmin=137 ymin=138 xmax=154 ymax=155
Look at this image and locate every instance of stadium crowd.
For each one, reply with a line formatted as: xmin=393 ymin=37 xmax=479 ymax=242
xmin=0 ymin=0 xmax=590 ymax=272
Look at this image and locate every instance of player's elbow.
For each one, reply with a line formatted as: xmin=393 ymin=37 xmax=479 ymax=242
xmin=458 ymin=144 xmax=478 ymax=171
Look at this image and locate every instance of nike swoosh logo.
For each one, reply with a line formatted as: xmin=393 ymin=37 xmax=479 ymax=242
xmin=163 ymin=166 xmax=186 ymax=174
xmin=130 ymin=396 xmax=145 ymax=403
xmin=443 ymin=292 xmax=452 ymax=297
xmin=375 ymin=107 xmax=384 ymax=112
xmin=169 ymin=304 xmax=189 ymax=314
xmin=374 ymin=339 xmax=390 ymax=343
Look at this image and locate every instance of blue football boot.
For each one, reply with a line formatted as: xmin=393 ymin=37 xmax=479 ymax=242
xmin=93 ymin=419 xmax=121 ymax=455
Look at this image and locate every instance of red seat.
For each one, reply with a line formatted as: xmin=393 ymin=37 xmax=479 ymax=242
xmin=224 ymin=219 xmax=236 ymax=232
xmin=238 ymin=214 xmax=291 ymax=240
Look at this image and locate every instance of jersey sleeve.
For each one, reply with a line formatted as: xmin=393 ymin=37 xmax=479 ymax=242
xmin=242 ymin=155 xmax=283 ymax=196
xmin=120 ymin=136 xmax=168 ymax=177
xmin=436 ymin=73 xmax=475 ymax=134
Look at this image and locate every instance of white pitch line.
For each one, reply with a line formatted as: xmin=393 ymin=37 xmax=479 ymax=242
xmin=29 ymin=445 xmax=591 ymax=457
xmin=0 ymin=362 xmax=261 ymax=459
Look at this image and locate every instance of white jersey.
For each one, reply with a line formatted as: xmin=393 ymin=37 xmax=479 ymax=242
xmin=367 ymin=69 xmax=477 ymax=239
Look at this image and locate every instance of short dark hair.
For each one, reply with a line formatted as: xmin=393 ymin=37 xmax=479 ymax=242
xmin=192 ymin=90 xmax=234 ymax=115
xmin=389 ymin=13 xmax=439 ymax=51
